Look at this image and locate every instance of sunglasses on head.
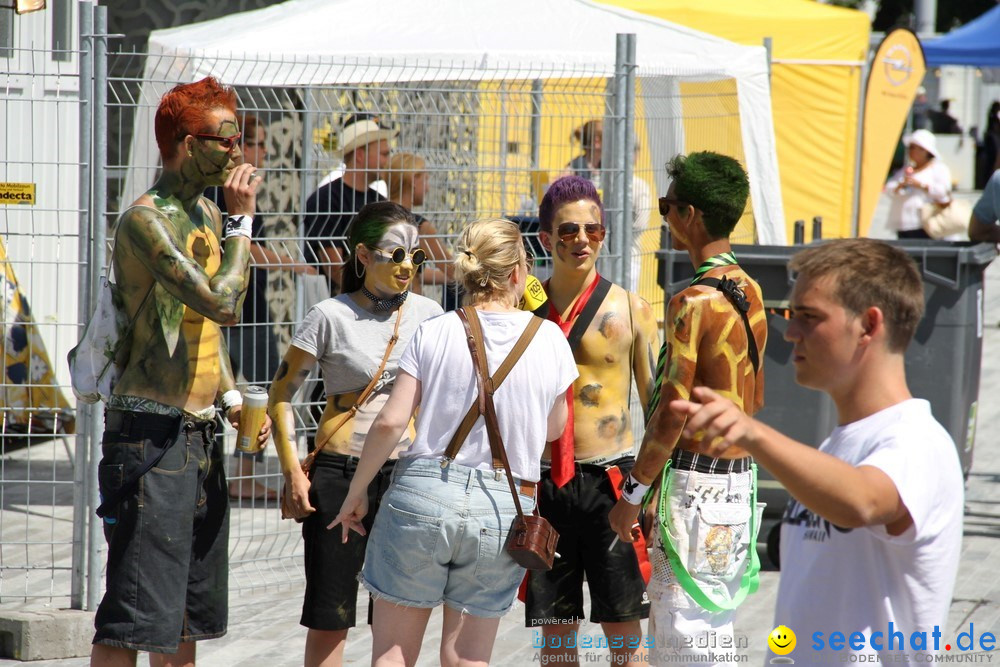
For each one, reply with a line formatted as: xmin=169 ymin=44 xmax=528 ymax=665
xmin=658 ymin=197 xmax=687 ymax=217
xmin=195 ymin=132 xmax=242 ymax=152
xmin=370 ymin=246 xmax=427 ymax=267
xmin=554 ymin=222 xmax=606 ymax=244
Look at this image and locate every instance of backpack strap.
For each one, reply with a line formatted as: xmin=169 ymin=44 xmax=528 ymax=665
xmin=565 ymin=277 xmax=612 ymax=354
xmin=695 ymin=276 xmax=760 ymax=373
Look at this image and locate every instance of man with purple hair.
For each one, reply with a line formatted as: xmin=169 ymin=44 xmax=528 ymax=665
xmin=524 ymin=175 xmax=658 ymax=664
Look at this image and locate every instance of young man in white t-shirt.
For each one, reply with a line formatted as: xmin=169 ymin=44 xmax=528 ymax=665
xmin=670 ymin=239 xmax=964 ymax=663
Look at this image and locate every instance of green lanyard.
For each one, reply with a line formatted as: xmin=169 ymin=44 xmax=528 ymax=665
xmin=691 ymin=252 xmax=738 ymax=285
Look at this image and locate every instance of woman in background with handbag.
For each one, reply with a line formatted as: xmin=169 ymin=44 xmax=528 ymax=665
xmin=885 ymin=128 xmax=953 ymax=239
xmin=331 ymin=219 xmax=577 ymax=667
xmin=268 ymin=201 xmax=442 ymax=667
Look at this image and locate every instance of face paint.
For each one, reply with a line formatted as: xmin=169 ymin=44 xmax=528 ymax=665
xmin=190 ymin=110 xmax=241 ymax=187
xmin=364 ymin=223 xmax=420 ymax=298
xmin=373 ymin=223 xmax=419 ymax=253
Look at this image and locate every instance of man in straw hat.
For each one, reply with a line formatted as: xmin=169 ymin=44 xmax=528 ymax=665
xmin=304 ymin=115 xmax=396 ymax=296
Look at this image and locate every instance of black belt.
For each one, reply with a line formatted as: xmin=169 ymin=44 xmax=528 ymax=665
xmin=104 ymin=409 xmax=215 ymax=442
xmin=671 ymin=449 xmax=751 ymax=475
xmin=541 ymin=454 xmax=634 ymax=476
xmin=314 ymin=451 xmax=396 ymax=477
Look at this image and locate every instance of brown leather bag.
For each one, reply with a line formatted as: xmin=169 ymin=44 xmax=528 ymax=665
xmin=280 ymin=304 xmax=405 ymax=521
xmin=455 ymin=307 xmax=559 ymax=570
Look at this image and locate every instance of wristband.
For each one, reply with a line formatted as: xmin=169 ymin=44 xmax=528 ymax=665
xmin=220 ymin=389 xmax=243 ymax=416
xmin=223 ymin=215 xmax=253 ymax=240
xmin=620 ymin=473 xmax=650 ymax=505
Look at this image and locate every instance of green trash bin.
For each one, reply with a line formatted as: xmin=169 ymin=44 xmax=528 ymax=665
xmin=657 ymin=241 xmax=996 ymax=522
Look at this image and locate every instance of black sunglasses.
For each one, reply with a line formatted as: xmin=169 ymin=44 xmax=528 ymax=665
xmin=369 ymin=246 xmax=427 ymax=267
xmin=658 ymin=196 xmax=688 ymax=217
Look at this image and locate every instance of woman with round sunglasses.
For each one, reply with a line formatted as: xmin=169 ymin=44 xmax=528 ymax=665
xmin=268 ymin=201 xmax=443 ymax=667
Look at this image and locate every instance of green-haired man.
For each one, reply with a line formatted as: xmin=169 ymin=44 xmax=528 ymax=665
xmin=609 ymin=152 xmax=767 ymax=665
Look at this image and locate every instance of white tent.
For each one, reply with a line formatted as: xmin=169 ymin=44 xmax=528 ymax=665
xmin=126 ymin=0 xmax=785 ymax=243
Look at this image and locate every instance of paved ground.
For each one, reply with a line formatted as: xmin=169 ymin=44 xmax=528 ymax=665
xmin=3 ymin=195 xmax=998 ymax=665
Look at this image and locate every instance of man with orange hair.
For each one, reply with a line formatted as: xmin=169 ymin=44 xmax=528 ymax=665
xmin=91 ymin=77 xmax=269 ymax=666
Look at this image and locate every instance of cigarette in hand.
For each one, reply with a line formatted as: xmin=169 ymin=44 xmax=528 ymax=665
xmin=609 ymin=523 xmax=641 ymax=551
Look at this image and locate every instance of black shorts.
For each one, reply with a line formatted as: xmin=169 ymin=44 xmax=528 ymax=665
xmin=300 ymin=453 xmax=395 ymax=631
xmin=525 ymin=456 xmax=650 ymax=626
xmin=94 ymin=410 xmax=229 ymax=653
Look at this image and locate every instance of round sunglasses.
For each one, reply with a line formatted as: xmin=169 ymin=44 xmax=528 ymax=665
xmin=369 ymin=246 xmax=427 ymax=267
xmin=555 ymin=221 xmax=606 ymax=244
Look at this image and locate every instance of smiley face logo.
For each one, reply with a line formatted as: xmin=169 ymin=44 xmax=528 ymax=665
xmin=768 ymin=625 xmax=797 ymax=656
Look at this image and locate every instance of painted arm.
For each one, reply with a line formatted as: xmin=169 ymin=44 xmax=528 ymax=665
xmin=121 ymin=205 xmax=251 ymax=325
xmin=329 ymin=371 xmax=422 ymax=541
xmin=630 ymin=293 xmax=700 ymax=484
xmin=671 ymin=387 xmax=910 ymax=532
xmin=267 ymin=346 xmax=317 ymax=517
xmin=629 ymin=292 xmax=659 ymax=416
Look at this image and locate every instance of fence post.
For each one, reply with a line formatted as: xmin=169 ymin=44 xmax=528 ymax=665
xmin=621 ymin=34 xmax=636 ymax=292
xmin=530 ymin=80 xmax=543 ymax=172
xmin=603 ymin=34 xmax=629 ymax=286
xmin=85 ymin=3 xmax=111 ymax=611
xmin=71 ymin=0 xmax=95 ymax=612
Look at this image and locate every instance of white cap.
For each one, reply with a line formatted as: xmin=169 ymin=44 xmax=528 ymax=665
xmin=340 ymin=119 xmax=398 ymax=156
xmin=904 ymin=128 xmax=937 ymax=157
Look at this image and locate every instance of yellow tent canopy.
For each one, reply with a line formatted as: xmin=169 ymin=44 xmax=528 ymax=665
xmin=601 ymin=0 xmax=870 ymax=240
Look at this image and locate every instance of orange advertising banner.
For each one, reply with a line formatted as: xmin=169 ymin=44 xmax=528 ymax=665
xmin=857 ymin=29 xmax=926 ymax=236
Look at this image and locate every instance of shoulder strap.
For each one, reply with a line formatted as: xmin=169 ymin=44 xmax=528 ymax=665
xmin=445 ymin=308 xmax=542 ymax=467
xmin=300 ymin=303 xmax=405 ymax=472
xmin=455 ymin=307 xmax=528 ymax=521
xmin=696 ymin=276 xmax=760 ymax=374
xmin=566 ymin=276 xmax=612 ymax=353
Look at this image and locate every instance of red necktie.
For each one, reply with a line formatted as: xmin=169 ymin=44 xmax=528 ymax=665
xmin=545 ymin=273 xmax=602 ymax=488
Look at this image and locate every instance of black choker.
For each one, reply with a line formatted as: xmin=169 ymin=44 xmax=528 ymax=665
xmin=361 ymin=286 xmax=408 ymax=312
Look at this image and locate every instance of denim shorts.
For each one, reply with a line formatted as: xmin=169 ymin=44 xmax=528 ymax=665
xmin=361 ymin=457 xmax=536 ymax=617
xmin=94 ymin=409 xmax=228 ymax=653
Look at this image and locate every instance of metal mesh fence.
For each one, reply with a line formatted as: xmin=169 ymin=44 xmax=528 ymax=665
xmin=106 ymin=50 xmax=756 ymax=594
xmin=0 ymin=8 xmax=85 ymax=607
xmin=2 ymin=23 xmax=759 ymax=608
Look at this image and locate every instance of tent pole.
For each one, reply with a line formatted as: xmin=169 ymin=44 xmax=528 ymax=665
xmin=851 ymin=45 xmax=871 ymax=238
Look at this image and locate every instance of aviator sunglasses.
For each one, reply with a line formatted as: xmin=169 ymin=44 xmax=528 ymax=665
xmin=195 ymin=132 xmax=243 ymax=152
xmin=369 ymin=246 xmax=427 ymax=267
xmin=555 ymin=222 xmax=606 ymax=244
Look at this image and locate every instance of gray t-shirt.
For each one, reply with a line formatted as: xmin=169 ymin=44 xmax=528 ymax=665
xmin=290 ymin=293 xmax=443 ymax=455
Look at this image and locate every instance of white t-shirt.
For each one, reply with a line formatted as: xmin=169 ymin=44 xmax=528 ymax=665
xmin=398 ymin=310 xmax=578 ymax=482
xmin=774 ymin=399 xmax=963 ymax=661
